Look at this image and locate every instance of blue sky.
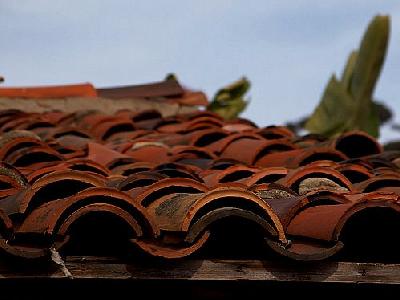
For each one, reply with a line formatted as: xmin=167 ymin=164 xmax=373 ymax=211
xmin=0 ymin=1 xmax=399 ymax=140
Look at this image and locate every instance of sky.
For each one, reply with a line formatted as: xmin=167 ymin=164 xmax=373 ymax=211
xmin=0 ymin=1 xmax=399 ymax=140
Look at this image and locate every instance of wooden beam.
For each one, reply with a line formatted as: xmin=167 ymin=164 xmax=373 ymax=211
xmin=0 ymin=257 xmax=400 ymax=285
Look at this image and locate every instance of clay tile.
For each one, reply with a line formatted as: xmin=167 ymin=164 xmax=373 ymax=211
xmin=0 ymin=129 xmax=41 ymax=145
xmin=0 ymin=83 xmax=96 ymax=98
xmin=304 ymin=160 xmax=339 ymax=168
xmin=355 ymin=175 xmax=400 ymax=193
xmin=79 ymin=114 xmax=118 ymax=130
xmin=116 ymin=172 xmax=167 ymax=192
xmin=373 ymin=167 xmax=400 ymax=178
xmin=220 ymin=135 xmax=269 ymax=165
xmin=201 ymin=165 xmax=258 ymax=188
xmin=106 ymin=157 xmax=137 ymax=171
xmin=54 ymin=135 xmax=90 ymax=151
xmin=87 ymin=142 xmax=132 ymax=167
xmin=0 ymin=209 xmax=13 ymax=238
xmin=333 ymin=130 xmax=382 ymax=158
xmin=0 ymin=162 xmax=28 ymax=188
xmin=171 ymin=145 xmax=216 ymax=159
xmin=183 ymin=110 xmax=223 ymax=121
xmin=0 ymin=170 xmax=106 ymax=216
xmin=185 ymin=117 xmax=224 ymax=130
xmin=185 ymin=207 xmax=275 ymax=247
xmin=171 ymin=155 xmax=212 ymax=170
xmin=262 ymin=195 xmax=309 ymax=229
xmin=5 ymin=146 xmax=64 ymax=168
xmin=15 ymin=187 xmax=158 ymax=256
xmin=0 ymin=136 xmax=44 ymax=162
xmin=132 ymin=231 xmax=210 ymax=259
xmin=251 ymin=140 xmax=297 ymax=166
xmin=166 ymin=90 xmax=209 ymax=106
xmin=222 ymin=123 xmax=256 ymax=133
xmin=153 ymin=162 xmax=202 ymax=181
xmin=208 ymin=158 xmax=244 ymax=170
xmin=257 ymin=126 xmax=295 ymax=140
xmin=48 ymin=127 xmax=91 ymax=140
xmin=0 ymin=109 xmax=23 ymax=119
xmin=131 ymin=187 xmax=287 ymax=259
xmin=40 ymin=111 xmax=70 ymax=124
xmin=364 ymin=156 xmax=398 ymax=169
xmin=280 ymin=166 xmax=353 ymax=195
xmin=255 ymin=146 xmax=348 ymax=169
xmin=0 ymin=174 xmax=26 ymax=199
xmin=125 ymin=143 xmax=169 ymax=164
xmin=0 ymin=116 xmax=37 ymax=132
xmin=135 ymin=178 xmax=208 ymax=208
xmin=147 ymin=187 xmax=286 ymax=244
xmin=105 ymin=129 xmax=151 ymax=144
xmin=62 ymin=158 xmax=110 ymax=177
xmin=250 ymin=182 xmax=297 ymax=196
xmin=14 ymin=120 xmax=54 ymax=135
xmin=90 ymin=120 xmax=136 ymax=141
xmin=110 ymin=161 xmax=155 ymax=176
xmin=26 ymin=164 xmax=67 ymax=183
xmin=188 ymin=128 xmax=230 ymax=150
xmin=52 ymin=145 xmax=86 ymax=160
xmin=266 ymin=238 xmax=344 ymax=261
xmin=245 ymin=167 xmax=289 ymax=186
xmin=155 ymin=121 xmax=190 ymax=133
xmin=267 ymin=202 xmax=352 ymax=261
xmin=126 ymin=109 xmax=162 ymax=123
xmin=287 ymin=193 xmax=400 ymax=244
xmin=97 ymin=79 xmax=184 ymax=99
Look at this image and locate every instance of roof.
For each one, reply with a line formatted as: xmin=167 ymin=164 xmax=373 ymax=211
xmin=0 ymin=79 xmax=208 ymax=113
xmin=0 ymin=99 xmax=399 ymax=263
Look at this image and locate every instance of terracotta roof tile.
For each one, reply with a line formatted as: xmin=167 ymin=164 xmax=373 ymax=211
xmin=0 ymin=85 xmax=400 ymax=263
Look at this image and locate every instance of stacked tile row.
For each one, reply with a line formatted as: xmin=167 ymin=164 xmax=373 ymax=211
xmin=0 ymin=109 xmax=399 ymax=261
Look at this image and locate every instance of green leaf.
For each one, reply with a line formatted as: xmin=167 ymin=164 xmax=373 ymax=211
xmin=341 ymin=50 xmax=358 ymax=91
xmin=350 ymin=15 xmax=390 ymax=103
xmin=305 ymin=15 xmax=390 ymax=138
xmin=348 ymin=100 xmax=380 ymax=137
xmin=208 ymin=77 xmax=250 ymax=120
xmin=210 ymin=98 xmax=249 ymax=120
xmin=305 ymin=75 xmax=355 ymax=135
xmin=213 ymin=77 xmax=250 ymax=103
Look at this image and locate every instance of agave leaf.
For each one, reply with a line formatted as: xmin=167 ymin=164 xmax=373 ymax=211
xmin=348 ymin=100 xmax=380 ymax=137
xmin=209 ymin=98 xmax=248 ymax=120
xmin=208 ymin=77 xmax=250 ymax=119
xmin=213 ymin=77 xmax=250 ymax=103
xmin=350 ymin=15 xmax=390 ymax=103
xmin=305 ymin=75 xmax=355 ymax=135
xmin=364 ymin=103 xmax=380 ymax=137
xmin=341 ymin=50 xmax=358 ymax=91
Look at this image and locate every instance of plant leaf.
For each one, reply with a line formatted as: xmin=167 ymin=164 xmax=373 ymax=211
xmin=341 ymin=50 xmax=358 ymax=91
xmin=350 ymin=15 xmax=390 ymax=103
xmin=208 ymin=77 xmax=250 ymax=119
xmin=209 ymin=98 xmax=248 ymax=120
xmin=348 ymin=100 xmax=380 ymax=137
xmin=213 ymin=77 xmax=250 ymax=103
xmin=305 ymin=75 xmax=355 ymax=135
